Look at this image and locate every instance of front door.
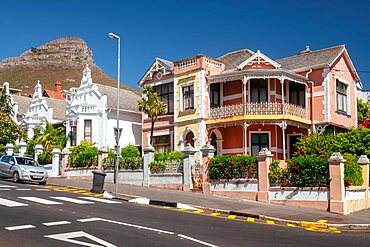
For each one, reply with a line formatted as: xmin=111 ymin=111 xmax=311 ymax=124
xmin=289 ymin=135 xmax=301 ymax=158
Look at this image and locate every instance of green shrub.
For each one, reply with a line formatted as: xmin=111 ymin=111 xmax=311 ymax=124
xmin=69 ymin=140 xmax=98 ymax=167
xmin=121 ymin=145 xmax=140 ymax=158
xmin=286 ymin=156 xmax=330 ymax=187
xmin=208 ymin=155 xmax=257 ymax=180
xmin=154 ymin=151 xmax=183 ymax=162
xmin=37 ymin=150 xmax=52 ymax=165
xmin=343 ymin=153 xmax=363 ymax=186
xmin=103 ymin=148 xmax=142 ymax=170
xmin=268 ymin=159 xmax=287 ymax=185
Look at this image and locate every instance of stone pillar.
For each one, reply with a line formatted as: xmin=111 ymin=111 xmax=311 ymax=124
xmin=18 ymin=141 xmax=27 ymax=156
xmin=98 ymin=147 xmax=109 ymax=171
xmin=5 ymin=143 xmax=14 ymax=156
xmin=51 ymin=148 xmax=61 ymax=177
xmin=358 ymin=155 xmax=369 ymax=208
xmin=182 ymin=144 xmax=196 ymax=192
xmin=257 ymin=148 xmax=273 ymax=203
xmin=329 ymin=152 xmax=346 ymax=214
xmin=61 ymin=148 xmax=71 ymax=177
xmin=200 ymin=142 xmax=215 ymax=194
xmin=34 ymin=144 xmax=44 ymax=162
xmin=143 ymin=145 xmax=155 ymax=187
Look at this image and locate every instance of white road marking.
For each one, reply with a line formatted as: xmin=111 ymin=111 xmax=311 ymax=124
xmin=0 ymin=188 xmax=11 ymax=191
xmin=36 ymin=189 xmax=50 ymax=191
xmin=178 ymin=234 xmax=218 ymax=247
xmin=50 ymin=197 xmax=94 ymax=204
xmin=79 ymin=197 xmax=122 ymax=204
xmin=19 ymin=197 xmax=63 ymax=205
xmin=45 ymin=231 xmax=116 ymax=247
xmin=0 ymin=185 xmax=16 ymax=188
xmin=5 ymin=225 xmax=35 ymax=231
xmin=77 ymin=217 xmax=174 ymax=235
xmin=0 ymin=197 xmax=28 ymax=207
xmin=16 ymin=188 xmax=31 ymax=191
xmin=43 ymin=221 xmax=71 ymax=226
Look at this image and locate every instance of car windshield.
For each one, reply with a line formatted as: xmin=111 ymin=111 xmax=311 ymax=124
xmin=15 ymin=157 xmax=39 ymax=166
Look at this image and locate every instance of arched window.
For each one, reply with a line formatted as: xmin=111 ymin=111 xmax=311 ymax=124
xmin=185 ymin=132 xmax=195 ymax=147
xmin=210 ymin=132 xmax=217 ymax=156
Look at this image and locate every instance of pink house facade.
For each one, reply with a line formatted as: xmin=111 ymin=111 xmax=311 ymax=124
xmin=139 ymin=45 xmax=360 ymax=160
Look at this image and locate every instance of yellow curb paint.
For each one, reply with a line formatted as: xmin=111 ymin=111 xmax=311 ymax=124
xmin=209 ymin=213 xmax=220 ymax=217
xmin=287 ymin=223 xmax=296 ymax=227
xmin=73 ymin=190 xmax=89 ymax=193
xmin=329 ymin=227 xmax=338 ymax=230
xmin=193 ymin=210 xmax=203 ymax=214
xmin=317 ymin=220 xmax=328 ymax=223
xmin=247 ymin=217 xmax=255 ymax=222
xmin=178 ymin=208 xmax=188 ymax=211
xmin=94 ymin=194 xmax=104 ymax=197
xmin=266 ymin=220 xmax=275 ymax=225
xmin=227 ymin=215 xmax=237 ymax=219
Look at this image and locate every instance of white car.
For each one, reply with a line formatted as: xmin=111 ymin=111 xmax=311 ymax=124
xmin=0 ymin=155 xmax=48 ymax=185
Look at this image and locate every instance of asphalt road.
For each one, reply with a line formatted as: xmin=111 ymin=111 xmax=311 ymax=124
xmin=0 ymin=179 xmax=368 ymax=247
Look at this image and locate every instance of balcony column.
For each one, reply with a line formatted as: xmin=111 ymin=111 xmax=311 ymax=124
xmin=279 ymin=121 xmax=287 ymax=160
xmin=243 ymin=76 xmax=247 ymax=114
xmin=281 ymin=76 xmax=285 ymax=114
xmin=243 ymin=122 xmax=249 ymax=155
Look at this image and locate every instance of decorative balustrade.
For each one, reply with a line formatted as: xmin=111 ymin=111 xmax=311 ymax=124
xmin=81 ymin=105 xmax=95 ymax=113
xmin=205 ymin=58 xmax=222 ymax=69
xmin=209 ymin=102 xmax=308 ymax=119
xmin=178 ymin=59 xmax=198 ymax=70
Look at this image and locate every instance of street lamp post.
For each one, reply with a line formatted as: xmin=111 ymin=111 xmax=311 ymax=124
xmin=108 ymin=32 xmax=121 ymax=196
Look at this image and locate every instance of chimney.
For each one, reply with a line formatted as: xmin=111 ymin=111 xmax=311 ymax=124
xmin=299 ymin=45 xmax=311 ymax=55
xmin=55 ymin=80 xmax=62 ymax=92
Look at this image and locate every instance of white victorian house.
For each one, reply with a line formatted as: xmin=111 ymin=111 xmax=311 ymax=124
xmin=13 ymin=82 xmax=66 ymax=139
xmin=65 ymin=65 xmax=142 ymax=150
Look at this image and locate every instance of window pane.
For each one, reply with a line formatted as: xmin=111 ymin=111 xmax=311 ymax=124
xmin=260 ymin=134 xmax=268 ymax=144
xmin=252 ymin=145 xmax=260 ymax=156
xmin=343 ymin=95 xmax=347 ymax=112
xmin=337 ymin=93 xmax=343 ymax=111
xmin=168 ymin=94 xmax=174 ymax=113
xmin=251 ymin=134 xmax=259 ymax=144
xmin=260 ymin=87 xmax=267 ymax=102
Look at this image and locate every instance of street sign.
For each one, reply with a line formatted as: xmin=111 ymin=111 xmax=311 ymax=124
xmin=114 ymin=127 xmax=123 ymax=143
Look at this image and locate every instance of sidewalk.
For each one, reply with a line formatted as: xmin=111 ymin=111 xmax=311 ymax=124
xmin=48 ymin=177 xmax=370 ymax=229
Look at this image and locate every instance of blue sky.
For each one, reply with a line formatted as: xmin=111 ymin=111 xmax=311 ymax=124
xmin=1 ymin=0 xmax=370 ymax=90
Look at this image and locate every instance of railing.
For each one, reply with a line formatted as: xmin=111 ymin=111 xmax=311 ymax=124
xmin=209 ymin=102 xmax=308 ymax=119
xmin=178 ymin=59 xmax=197 ymax=70
xmin=81 ymin=105 xmax=95 ymax=113
xmin=205 ymin=58 xmax=222 ymax=69
xmin=150 ymin=160 xmax=183 ymax=174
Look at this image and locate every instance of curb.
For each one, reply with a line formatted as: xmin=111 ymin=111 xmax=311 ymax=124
xmin=47 ymin=183 xmax=370 ymax=230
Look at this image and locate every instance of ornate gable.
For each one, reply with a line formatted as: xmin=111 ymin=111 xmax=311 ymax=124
xmin=138 ymin=58 xmax=174 ymax=86
xmin=237 ymin=50 xmax=281 ymax=70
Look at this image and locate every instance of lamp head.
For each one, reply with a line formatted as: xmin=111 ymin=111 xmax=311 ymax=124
xmin=108 ymin=32 xmax=120 ymax=39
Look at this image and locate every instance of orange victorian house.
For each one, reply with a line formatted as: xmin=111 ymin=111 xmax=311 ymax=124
xmin=139 ymin=45 xmax=360 ymax=160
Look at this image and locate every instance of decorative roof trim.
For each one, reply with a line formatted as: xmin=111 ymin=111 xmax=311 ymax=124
xmin=237 ymin=50 xmax=281 ymax=70
xmin=329 ymin=46 xmax=361 ymax=84
xmin=138 ymin=58 xmax=174 ymax=86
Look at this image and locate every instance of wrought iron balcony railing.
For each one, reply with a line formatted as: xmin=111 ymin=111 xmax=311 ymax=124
xmin=209 ymin=102 xmax=308 ymax=120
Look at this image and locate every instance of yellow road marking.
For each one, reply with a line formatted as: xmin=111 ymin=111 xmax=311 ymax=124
xmin=209 ymin=213 xmax=220 ymax=217
xmin=163 ymin=206 xmax=171 ymax=209
xmin=178 ymin=208 xmax=188 ymax=211
xmin=247 ymin=217 xmax=255 ymax=222
xmin=227 ymin=215 xmax=237 ymax=219
xmin=317 ymin=220 xmax=328 ymax=223
xmin=94 ymin=194 xmax=104 ymax=197
xmin=287 ymin=223 xmax=296 ymax=227
xmin=266 ymin=220 xmax=275 ymax=225
xmin=193 ymin=210 xmax=203 ymax=214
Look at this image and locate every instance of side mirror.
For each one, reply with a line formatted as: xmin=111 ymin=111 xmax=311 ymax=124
xmin=9 ymin=161 xmax=15 ymax=165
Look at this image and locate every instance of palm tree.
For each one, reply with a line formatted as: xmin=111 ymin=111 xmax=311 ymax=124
xmin=0 ymin=85 xmax=14 ymax=116
xmin=138 ymin=87 xmax=166 ymax=145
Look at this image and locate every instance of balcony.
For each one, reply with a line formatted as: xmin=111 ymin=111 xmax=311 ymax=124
xmin=208 ymin=102 xmax=309 ymax=124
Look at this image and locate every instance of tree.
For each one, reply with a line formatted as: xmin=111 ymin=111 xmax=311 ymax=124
xmin=138 ymin=87 xmax=166 ymax=145
xmin=357 ymin=98 xmax=370 ymax=122
xmin=0 ymin=84 xmax=14 ymax=116
xmin=26 ymin=122 xmax=67 ymax=164
xmin=0 ymin=112 xmax=25 ymax=146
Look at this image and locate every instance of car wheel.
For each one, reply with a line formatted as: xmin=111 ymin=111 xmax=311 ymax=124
xmin=12 ymin=172 xmax=20 ymax=183
xmin=39 ymin=181 xmax=46 ymax=185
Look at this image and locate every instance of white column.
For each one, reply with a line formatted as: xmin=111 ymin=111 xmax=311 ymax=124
xmin=243 ymin=122 xmax=248 ymax=155
xmin=281 ymin=76 xmax=285 ymax=114
xmin=51 ymin=148 xmax=61 ymax=177
xmin=243 ymin=76 xmax=247 ymax=114
xmin=280 ymin=121 xmax=287 ymax=160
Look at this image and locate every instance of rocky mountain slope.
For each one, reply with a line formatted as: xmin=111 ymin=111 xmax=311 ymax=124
xmin=0 ymin=37 xmax=135 ymax=95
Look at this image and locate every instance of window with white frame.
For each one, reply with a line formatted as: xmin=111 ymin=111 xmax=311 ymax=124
xmin=251 ymin=133 xmax=269 ymax=156
xmin=84 ymin=119 xmax=92 ymax=143
xmin=182 ymin=85 xmax=194 ymax=110
xmin=336 ymin=79 xmax=348 ymax=113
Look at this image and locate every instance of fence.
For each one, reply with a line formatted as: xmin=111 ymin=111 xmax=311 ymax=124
xmin=201 ymin=147 xmax=370 ymax=215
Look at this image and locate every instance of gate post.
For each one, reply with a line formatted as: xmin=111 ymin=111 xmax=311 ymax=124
xmin=329 ymin=152 xmax=346 ymax=214
xmin=201 ymin=142 xmax=215 ymax=194
xmin=143 ymin=145 xmax=155 ymax=187
xmin=182 ymin=144 xmax=196 ymax=191
xmin=257 ymin=148 xmax=273 ymax=203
